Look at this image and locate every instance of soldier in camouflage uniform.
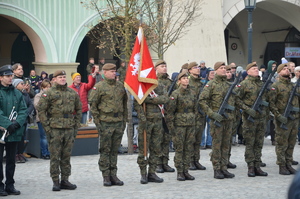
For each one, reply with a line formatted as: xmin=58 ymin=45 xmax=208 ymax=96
xmin=167 ymin=71 xmax=196 ymax=181
xmin=269 ymin=63 xmax=299 ymax=175
xmin=155 ymin=60 xmax=175 ymax=173
xmin=235 ymin=62 xmax=268 ymax=177
xmin=90 ymin=63 xmax=128 ymax=186
xmin=225 ymin=65 xmax=238 ymax=169
xmin=117 ymin=61 xmax=127 ymax=83
xmin=199 ymin=62 xmax=235 ymax=179
xmin=186 ymin=62 xmax=206 ymax=171
xmin=134 ymin=83 xmax=168 ymax=184
xmin=37 ymin=70 xmax=82 ymax=191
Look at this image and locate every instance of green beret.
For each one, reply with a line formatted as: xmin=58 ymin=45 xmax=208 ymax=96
xmin=155 ymin=60 xmax=166 ymax=67
xmin=178 ymin=70 xmax=188 ymax=80
xmin=188 ymin=62 xmax=198 ymax=70
xmin=53 ymin=70 xmax=66 ymax=77
xmin=214 ymin=62 xmax=226 ymax=70
xmin=246 ymin=62 xmax=258 ymax=71
xmin=277 ymin=63 xmax=287 ymax=73
xmin=225 ymin=65 xmax=231 ymax=71
xmin=102 ymin=63 xmax=116 ymax=70
xmin=181 ymin=63 xmax=188 ymax=69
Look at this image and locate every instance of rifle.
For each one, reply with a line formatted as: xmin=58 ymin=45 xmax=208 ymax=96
xmin=197 ymin=80 xmax=207 ymax=115
xmin=168 ymin=73 xmax=179 ymax=96
xmin=247 ymin=66 xmax=278 ymax=122
xmin=279 ymin=78 xmax=300 ymax=130
xmin=214 ymin=71 xmax=242 ymax=127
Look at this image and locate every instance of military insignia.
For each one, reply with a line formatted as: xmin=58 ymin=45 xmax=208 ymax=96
xmin=271 ymin=87 xmax=275 ymax=90
xmin=170 ymin=97 xmax=175 ymax=100
xmin=205 ymin=85 xmax=209 ymax=87
xmin=236 ymin=84 xmax=241 ymax=87
xmin=92 ymin=87 xmax=96 ymax=90
xmin=42 ymin=93 xmax=47 ymax=97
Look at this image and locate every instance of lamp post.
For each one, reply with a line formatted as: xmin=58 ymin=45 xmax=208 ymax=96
xmin=244 ymin=0 xmax=256 ymax=64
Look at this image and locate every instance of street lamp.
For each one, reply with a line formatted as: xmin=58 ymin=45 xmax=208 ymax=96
xmin=244 ymin=0 xmax=257 ymax=64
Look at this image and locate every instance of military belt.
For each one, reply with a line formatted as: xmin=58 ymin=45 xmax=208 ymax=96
xmin=176 ymin=108 xmax=193 ymax=113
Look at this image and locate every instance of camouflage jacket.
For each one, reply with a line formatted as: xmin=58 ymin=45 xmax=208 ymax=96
xmin=236 ymin=75 xmax=267 ymax=118
xmin=269 ymin=76 xmax=300 ymax=119
xmin=117 ymin=66 xmax=127 ymax=83
xmin=37 ymin=83 xmax=82 ymax=129
xmin=90 ymin=78 xmax=128 ymax=124
xmin=199 ymin=74 xmax=236 ymax=120
xmin=189 ymin=74 xmax=205 ymax=118
xmin=167 ymin=86 xmax=196 ymax=126
xmin=134 ymin=83 xmax=168 ymax=120
xmin=157 ymin=73 xmax=172 ymax=91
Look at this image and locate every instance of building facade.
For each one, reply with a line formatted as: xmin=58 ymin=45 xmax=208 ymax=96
xmin=0 ymin=0 xmax=299 ymax=83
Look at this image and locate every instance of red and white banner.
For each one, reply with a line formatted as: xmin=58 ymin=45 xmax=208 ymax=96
xmin=124 ymin=27 xmax=158 ymax=104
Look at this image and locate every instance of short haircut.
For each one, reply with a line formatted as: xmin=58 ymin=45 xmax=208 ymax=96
xmin=40 ymin=79 xmax=51 ymax=89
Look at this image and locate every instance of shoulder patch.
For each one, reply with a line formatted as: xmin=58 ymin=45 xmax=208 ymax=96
xmin=42 ymin=93 xmax=47 ymax=97
xmin=271 ymin=87 xmax=275 ymax=91
xmin=236 ymin=84 xmax=241 ymax=87
xmin=205 ymin=85 xmax=209 ymax=87
xmin=170 ymin=97 xmax=175 ymax=100
xmin=92 ymin=86 xmax=97 ymax=90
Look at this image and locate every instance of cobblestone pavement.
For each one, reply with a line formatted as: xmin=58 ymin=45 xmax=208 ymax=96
xmin=11 ymin=138 xmax=300 ymax=199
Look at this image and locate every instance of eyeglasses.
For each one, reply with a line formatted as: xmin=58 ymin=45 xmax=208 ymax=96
xmin=231 ymin=67 xmax=236 ymax=69
xmin=192 ymin=66 xmax=200 ymax=69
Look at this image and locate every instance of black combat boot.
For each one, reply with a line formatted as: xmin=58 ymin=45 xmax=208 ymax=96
xmin=163 ymin=164 xmax=175 ymax=172
xmin=103 ymin=176 xmax=112 ymax=186
xmin=110 ymin=176 xmax=124 ymax=186
xmin=5 ymin=185 xmax=20 ymax=195
xmin=148 ymin=173 xmax=164 ymax=183
xmin=254 ymin=167 xmax=268 ymax=176
xmin=0 ymin=186 xmax=7 ymax=196
xmin=189 ymin=162 xmax=197 ymax=170
xmin=222 ymin=170 xmax=235 ymax=178
xmin=183 ymin=171 xmax=195 ymax=180
xmin=140 ymin=174 xmax=148 ymax=184
xmin=214 ymin=170 xmax=224 ymax=179
xmin=279 ymin=166 xmax=290 ymax=175
xmin=52 ymin=180 xmax=60 ymax=191
xmin=286 ymin=165 xmax=297 ymax=174
xmin=195 ymin=161 xmax=206 ymax=170
xmin=260 ymin=162 xmax=266 ymax=167
xmin=292 ymin=160 xmax=299 ymax=165
xmin=177 ymin=172 xmax=185 ymax=181
xmin=248 ymin=166 xmax=255 ymax=177
xmin=60 ymin=180 xmax=77 ymax=190
xmin=155 ymin=164 xmax=164 ymax=173
xmin=227 ymin=161 xmax=237 ymax=169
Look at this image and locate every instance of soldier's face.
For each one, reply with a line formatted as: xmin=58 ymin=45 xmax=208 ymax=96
xmin=216 ymin=66 xmax=226 ymax=76
xmin=247 ymin=66 xmax=259 ymax=77
xmin=189 ymin=66 xmax=200 ymax=76
xmin=179 ymin=76 xmax=189 ymax=86
xmin=279 ymin=67 xmax=290 ymax=77
xmin=55 ymin=75 xmax=67 ymax=85
xmin=226 ymin=70 xmax=232 ymax=79
xmin=104 ymin=70 xmax=116 ymax=79
xmin=0 ymin=75 xmax=13 ymax=87
xmin=14 ymin=65 xmax=23 ymax=77
xmin=156 ymin=64 xmax=167 ymax=74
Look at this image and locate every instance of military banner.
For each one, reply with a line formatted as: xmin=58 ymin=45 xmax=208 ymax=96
xmin=124 ymin=26 xmax=158 ymax=105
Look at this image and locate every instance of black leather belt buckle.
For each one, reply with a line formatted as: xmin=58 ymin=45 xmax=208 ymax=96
xmin=114 ymin=113 xmax=118 ymax=117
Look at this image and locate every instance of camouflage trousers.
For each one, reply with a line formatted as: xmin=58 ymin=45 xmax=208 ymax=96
xmin=242 ymin=115 xmax=266 ymax=167
xmin=274 ymin=119 xmax=298 ymax=166
xmin=173 ymin=126 xmax=195 ymax=172
xmin=48 ymin=128 xmax=75 ymax=181
xmin=98 ymin=121 xmax=125 ymax=177
xmin=229 ymin=110 xmax=241 ymax=159
xmin=191 ymin=116 xmax=206 ymax=162
xmin=158 ymin=118 xmax=171 ymax=165
xmin=137 ymin=118 xmax=163 ymax=174
xmin=210 ymin=120 xmax=232 ymax=170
